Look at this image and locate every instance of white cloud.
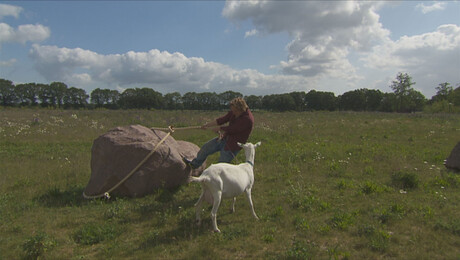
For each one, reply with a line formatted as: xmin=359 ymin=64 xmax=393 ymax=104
xmin=223 ymin=1 xmax=389 ymax=82
xmin=363 ymin=24 xmax=460 ymax=95
xmin=0 ymin=4 xmax=50 ymax=47
xmin=17 ymin=24 xmax=50 ymax=44
xmin=416 ymin=2 xmax=446 ymax=14
xmin=0 ymin=3 xmax=23 ymax=19
xmin=16 ymin=1 xmax=459 ymax=98
xmin=222 ymin=1 xmax=459 ymax=97
xmin=29 ymin=44 xmax=316 ymax=95
xmin=244 ymin=29 xmax=258 ymax=38
xmin=365 ymin=24 xmax=460 ymax=69
xmin=0 ymin=58 xmax=17 ymax=67
xmin=69 ymin=73 xmax=92 ymax=86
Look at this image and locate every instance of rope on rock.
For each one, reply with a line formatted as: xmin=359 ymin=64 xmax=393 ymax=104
xmin=83 ymin=125 xmax=201 ymax=199
xmin=151 ymin=125 xmax=202 ymax=131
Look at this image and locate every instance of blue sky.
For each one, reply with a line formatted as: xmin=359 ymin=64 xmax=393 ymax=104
xmin=1 ymin=1 xmax=459 ymax=98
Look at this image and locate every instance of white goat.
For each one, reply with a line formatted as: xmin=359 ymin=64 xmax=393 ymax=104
xmin=189 ymin=142 xmax=261 ymax=233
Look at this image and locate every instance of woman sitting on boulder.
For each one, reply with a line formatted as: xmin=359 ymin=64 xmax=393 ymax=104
xmin=183 ymin=97 xmax=254 ymax=169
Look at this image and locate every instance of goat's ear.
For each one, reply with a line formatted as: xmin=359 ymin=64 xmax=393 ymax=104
xmin=237 ymin=142 xmax=243 ymax=147
xmin=255 ymin=141 xmax=261 ymax=147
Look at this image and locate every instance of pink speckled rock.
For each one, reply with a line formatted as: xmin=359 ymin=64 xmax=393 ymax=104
xmin=84 ymin=125 xmax=204 ymax=198
xmin=445 ymin=141 xmax=460 ymax=171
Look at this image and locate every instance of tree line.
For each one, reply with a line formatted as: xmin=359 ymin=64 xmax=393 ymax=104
xmin=1 ymin=73 xmax=459 ymax=112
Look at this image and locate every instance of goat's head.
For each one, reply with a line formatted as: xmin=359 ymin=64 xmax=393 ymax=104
xmin=237 ymin=142 xmax=261 ymax=162
xmin=237 ymin=142 xmax=261 ymax=149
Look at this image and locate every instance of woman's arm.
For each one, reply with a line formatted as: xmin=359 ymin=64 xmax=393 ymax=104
xmin=202 ymin=120 xmax=224 ymax=139
xmin=202 ymin=111 xmax=232 ymax=129
xmin=201 ymin=120 xmax=219 ymax=129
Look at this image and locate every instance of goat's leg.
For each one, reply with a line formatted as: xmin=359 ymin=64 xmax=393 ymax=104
xmin=245 ymin=188 xmax=259 ymax=220
xmin=230 ymin=197 xmax=236 ymax=213
xmin=211 ymin=191 xmax=222 ymax=233
xmin=195 ymin=191 xmax=205 ymax=226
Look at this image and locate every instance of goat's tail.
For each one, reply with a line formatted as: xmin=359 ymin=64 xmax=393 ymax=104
xmin=188 ymin=175 xmax=209 ymax=184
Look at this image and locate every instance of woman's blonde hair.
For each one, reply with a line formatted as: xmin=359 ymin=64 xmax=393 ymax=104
xmin=230 ymin=97 xmax=249 ymax=112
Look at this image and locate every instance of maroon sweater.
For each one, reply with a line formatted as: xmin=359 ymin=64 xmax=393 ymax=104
xmin=217 ymin=108 xmax=254 ymax=151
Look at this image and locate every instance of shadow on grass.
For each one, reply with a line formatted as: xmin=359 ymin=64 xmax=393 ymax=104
xmin=137 ymin=221 xmax=210 ymax=251
xmin=135 ymin=216 xmax=252 ymax=259
xmin=36 ymin=184 xmax=186 ymax=209
xmin=126 ymin=187 xmax=213 ymax=252
xmin=35 ymin=185 xmax=90 ymax=207
xmin=135 ymin=198 xmax=251 ymax=253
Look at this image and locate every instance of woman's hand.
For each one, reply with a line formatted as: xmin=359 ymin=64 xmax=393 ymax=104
xmin=201 ymin=120 xmax=218 ymax=130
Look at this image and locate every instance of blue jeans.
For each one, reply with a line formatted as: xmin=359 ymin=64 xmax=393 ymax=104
xmin=190 ymin=137 xmax=239 ymax=168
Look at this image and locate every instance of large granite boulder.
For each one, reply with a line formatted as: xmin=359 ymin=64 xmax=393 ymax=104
xmin=84 ymin=125 xmax=205 ymax=198
xmin=445 ymin=141 xmax=460 ymax=171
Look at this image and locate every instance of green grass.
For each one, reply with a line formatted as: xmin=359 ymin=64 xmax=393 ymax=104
xmin=1 ymin=108 xmax=460 ymax=259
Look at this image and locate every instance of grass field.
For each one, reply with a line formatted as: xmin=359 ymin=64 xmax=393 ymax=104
xmin=1 ymin=108 xmax=459 ymax=259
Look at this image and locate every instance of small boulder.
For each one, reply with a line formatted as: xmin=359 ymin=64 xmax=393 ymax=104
xmin=83 ymin=125 xmax=205 ymax=198
xmin=445 ymin=141 xmax=460 ymax=171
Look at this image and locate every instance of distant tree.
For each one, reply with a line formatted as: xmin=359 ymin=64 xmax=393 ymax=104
xmin=429 ymin=84 xmax=460 ymax=112
xmin=261 ymin=93 xmax=297 ymax=111
xmin=182 ymin=92 xmax=200 ymax=110
xmin=305 ymin=90 xmax=337 ymax=111
xmin=50 ymin=82 xmax=68 ymax=108
xmin=14 ymin=83 xmax=28 ymax=106
xmin=63 ymin=87 xmax=88 ymax=108
xmin=431 ymin=82 xmax=453 ymax=103
xmin=406 ymin=89 xmax=426 ymax=112
xmin=390 ymin=73 xmax=414 ymax=95
xmin=90 ymin=88 xmax=105 ymax=107
xmin=452 ymin=86 xmax=460 ymax=106
xmin=91 ymin=88 xmax=119 ymax=108
xmin=0 ymin=78 xmax=17 ymax=106
xmin=339 ymin=89 xmax=384 ymax=111
xmin=389 ymin=72 xmax=425 ymax=112
xmin=197 ymin=92 xmax=220 ymax=110
xmin=245 ymin=95 xmax=263 ymax=110
xmin=118 ymin=88 xmax=163 ymax=109
xmin=289 ymin=91 xmax=308 ymax=111
xmin=219 ymin=91 xmax=243 ymax=109
xmin=118 ymin=88 xmax=136 ymax=109
xmin=107 ymin=89 xmax=120 ymax=108
xmin=365 ymin=89 xmax=384 ymax=111
xmin=339 ymin=89 xmax=367 ymax=111
xmin=276 ymin=94 xmax=296 ymax=111
xmin=37 ymin=84 xmax=52 ymax=107
xmin=15 ymin=83 xmax=40 ymax=106
xmin=379 ymin=93 xmax=397 ymax=112
xmin=164 ymin=92 xmax=183 ymax=110
xmin=261 ymin=94 xmax=277 ymax=111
